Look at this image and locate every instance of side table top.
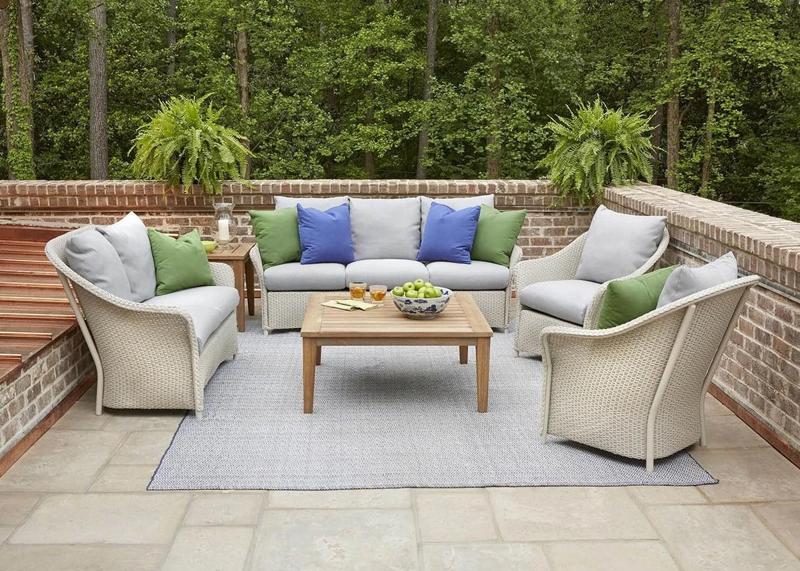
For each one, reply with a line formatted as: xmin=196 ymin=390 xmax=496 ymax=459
xmin=207 ymin=243 xmax=254 ymax=261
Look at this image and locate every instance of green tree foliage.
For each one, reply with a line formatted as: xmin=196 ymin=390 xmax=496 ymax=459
xmin=539 ymin=99 xmax=655 ymax=205
xmin=2 ymin=0 xmax=799 ymax=220
xmin=131 ymin=95 xmax=250 ymax=194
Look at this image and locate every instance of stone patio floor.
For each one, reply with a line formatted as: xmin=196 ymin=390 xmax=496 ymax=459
xmin=0 ymin=386 xmax=798 ymax=570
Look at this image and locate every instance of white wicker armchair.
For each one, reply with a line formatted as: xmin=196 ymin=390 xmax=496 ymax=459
xmin=513 ymin=228 xmax=669 ymax=356
xmin=45 ymin=229 xmax=238 ymax=418
xmin=540 ymin=275 xmax=758 ymax=471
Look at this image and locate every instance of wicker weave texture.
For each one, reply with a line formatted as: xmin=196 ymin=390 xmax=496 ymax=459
xmin=45 ymin=229 xmax=238 ymax=415
xmin=540 ymin=276 xmax=758 ymax=468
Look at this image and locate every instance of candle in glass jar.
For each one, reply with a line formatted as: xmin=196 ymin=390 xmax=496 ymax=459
xmin=218 ymin=219 xmax=230 ymax=242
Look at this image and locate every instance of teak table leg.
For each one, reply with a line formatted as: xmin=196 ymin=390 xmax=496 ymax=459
xmin=476 ymin=338 xmax=490 ymax=412
xmin=315 ymin=345 xmax=322 ymax=366
xmin=459 ymin=345 xmax=468 ymax=364
xmin=233 ymin=260 xmax=246 ymax=332
xmin=303 ymin=338 xmax=317 ymax=413
xmin=245 ymin=258 xmax=255 ymax=316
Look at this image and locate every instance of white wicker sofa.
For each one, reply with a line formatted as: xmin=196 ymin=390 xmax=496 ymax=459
xmin=46 ymin=222 xmax=238 ymax=418
xmin=540 ymin=275 xmax=758 ymax=471
xmin=514 ymin=206 xmax=669 ymax=356
xmin=250 ymin=194 xmax=521 ymax=332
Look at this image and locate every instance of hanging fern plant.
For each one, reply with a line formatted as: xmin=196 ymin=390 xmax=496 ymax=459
xmin=538 ymin=99 xmax=655 ymax=205
xmin=131 ymin=95 xmax=251 ymax=195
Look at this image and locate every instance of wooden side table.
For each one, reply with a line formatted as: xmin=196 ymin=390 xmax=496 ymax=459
xmin=207 ymin=243 xmax=255 ymax=332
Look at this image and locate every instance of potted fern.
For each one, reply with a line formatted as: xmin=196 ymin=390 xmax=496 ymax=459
xmin=131 ymin=95 xmax=251 ymax=244
xmin=538 ymin=99 xmax=655 ymax=205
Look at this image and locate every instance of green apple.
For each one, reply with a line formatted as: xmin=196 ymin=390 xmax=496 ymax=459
xmin=405 ymin=289 xmax=419 ymax=298
xmin=424 ymin=288 xmax=438 ymax=298
xmin=402 ymin=282 xmax=414 ymax=291
xmin=424 ymin=281 xmax=433 ymax=289
xmin=433 ymin=287 xmax=443 ymax=297
xmin=413 ymin=278 xmax=426 ymax=290
xmin=392 ymin=286 xmax=405 ymax=297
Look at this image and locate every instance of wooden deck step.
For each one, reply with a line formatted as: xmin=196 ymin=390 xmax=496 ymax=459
xmin=0 ymin=295 xmax=70 ymax=307
xmin=0 ymin=311 xmax=75 ymax=321
xmin=0 ymin=275 xmax=62 ymax=285
xmin=0 ymin=258 xmax=51 ymax=268
xmin=0 ymin=331 xmax=53 ymax=341
xmin=0 ymin=284 xmax=66 ymax=298
xmin=0 ymin=268 xmax=58 ymax=279
xmin=0 ymin=318 xmax=73 ymax=335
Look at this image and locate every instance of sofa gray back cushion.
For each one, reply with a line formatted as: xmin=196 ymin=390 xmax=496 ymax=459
xmin=350 ymin=197 xmax=421 ymax=260
xmin=575 ymin=205 xmax=666 ymax=283
xmin=65 ymin=229 xmax=134 ymax=300
xmin=657 ymin=252 xmax=738 ymax=307
xmin=420 ymin=195 xmax=494 ymax=234
xmin=98 ymin=212 xmax=157 ymax=302
xmin=274 ymin=195 xmax=349 ymax=210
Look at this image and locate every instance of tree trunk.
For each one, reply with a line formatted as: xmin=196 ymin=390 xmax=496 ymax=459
xmin=166 ymin=0 xmax=177 ymax=75
xmin=88 ymin=0 xmax=108 ymax=179
xmin=234 ymin=26 xmax=250 ymax=176
xmin=665 ymin=0 xmax=681 ymax=189
xmin=700 ymin=93 xmax=715 ymax=195
xmin=0 ymin=1 xmax=34 ymax=178
xmin=365 ymin=101 xmax=376 ymax=177
xmin=650 ymin=104 xmax=664 ymax=182
xmin=485 ymin=13 xmax=500 ymax=178
xmin=416 ymin=0 xmax=437 ymax=179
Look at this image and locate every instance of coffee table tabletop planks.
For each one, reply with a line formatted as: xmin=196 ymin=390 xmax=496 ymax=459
xmin=300 ymin=292 xmax=493 ymax=414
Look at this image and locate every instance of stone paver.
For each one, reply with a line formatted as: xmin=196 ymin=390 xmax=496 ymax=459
xmin=251 ymin=509 xmax=418 ymax=570
xmin=545 ymin=541 xmax=679 ymax=570
xmin=162 ymin=526 xmax=253 ymax=571
xmin=88 ymin=465 xmax=156 ymax=492
xmin=0 ymin=430 xmax=124 ymax=493
xmin=9 ymin=493 xmax=189 ymax=545
xmin=648 ymin=504 xmax=800 ymax=571
xmin=108 ymin=431 xmax=175 ymax=465
xmin=0 ymin=545 xmax=166 ymax=571
xmin=416 ymin=491 xmax=497 ymax=542
xmin=184 ymin=493 xmax=264 ymax=526
xmin=753 ymin=501 xmax=800 ymax=558
xmin=423 ymin=543 xmax=549 ymax=571
xmin=268 ymin=488 xmax=411 ymax=509
xmin=703 ymin=415 xmax=769 ymax=449
xmin=0 ymin=494 xmax=39 ymax=525
xmin=490 ymin=487 xmax=657 ymax=541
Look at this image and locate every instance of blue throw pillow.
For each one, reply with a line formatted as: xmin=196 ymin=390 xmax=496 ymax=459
xmin=417 ymin=202 xmax=480 ymax=264
xmin=297 ymin=204 xmax=355 ymax=264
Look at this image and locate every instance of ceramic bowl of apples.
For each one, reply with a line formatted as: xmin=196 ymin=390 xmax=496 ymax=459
xmin=391 ymin=279 xmax=452 ymax=319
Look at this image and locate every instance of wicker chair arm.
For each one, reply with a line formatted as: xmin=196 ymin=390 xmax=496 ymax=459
xmin=512 ymin=233 xmax=587 ymax=290
xmin=209 ymin=262 xmax=235 ymax=288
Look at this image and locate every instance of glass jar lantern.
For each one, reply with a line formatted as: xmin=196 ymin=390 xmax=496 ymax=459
xmin=213 ymin=202 xmax=234 ymax=245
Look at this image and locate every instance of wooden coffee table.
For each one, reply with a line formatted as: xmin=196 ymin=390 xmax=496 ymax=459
xmin=300 ymin=292 xmax=493 ymax=414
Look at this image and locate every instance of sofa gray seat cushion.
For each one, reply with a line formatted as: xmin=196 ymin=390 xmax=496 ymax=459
xmin=144 ymin=286 xmax=239 ymax=351
xmin=519 ymin=279 xmax=603 ymax=325
xmin=264 ymin=263 xmax=346 ymax=291
xmin=575 ymin=205 xmax=666 ymax=284
xmin=657 ymin=252 xmax=738 ymax=307
xmin=350 ymin=197 xmax=421 ymax=260
xmin=427 ymin=261 xmax=509 ymax=290
xmin=98 ymin=212 xmax=157 ymax=302
xmin=345 ymin=259 xmax=429 ymax=286
xmin=65 ymin=228 xmax=134 ymax=300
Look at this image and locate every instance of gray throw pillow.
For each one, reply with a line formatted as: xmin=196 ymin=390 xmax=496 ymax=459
xmin=65 ymin=229 xmax=133 ymax=300
xmin=274 ymin=195 xmax=349 ymax=210
xmin=350 ymin=197 xmax=421 ymax=260
xmin=99 ymin=212 xmax=157 ymax=302
xmin=657 ymin=252 xmax=738 ymax=307
xmin=575 ymin=205 xmax=666 ymax=283
xmin=420 ymin=195 xmax=494 ymax=234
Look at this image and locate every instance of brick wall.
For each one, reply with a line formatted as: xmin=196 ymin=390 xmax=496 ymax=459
xmin=0 ymin=180 xmax=594 ymax=259
xmin=0 ymin=326 xmax=93 ymax=458
xmin=606 ymin=184 xmax=800 ymax=459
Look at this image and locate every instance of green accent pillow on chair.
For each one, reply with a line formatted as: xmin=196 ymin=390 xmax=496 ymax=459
xmin=596 ymin=266 xmax=677 ymax=329
xmin=470 ymin=206 xmax=526 ymax=266
xmin=148 ymin=229 xmax=215 ymax=295
xmin=249 ymin=209 xmax=301 ymax=269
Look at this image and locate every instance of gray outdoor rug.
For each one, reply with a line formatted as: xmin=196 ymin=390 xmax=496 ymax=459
xmin=149 ymin=326 xmax=715 ymax=490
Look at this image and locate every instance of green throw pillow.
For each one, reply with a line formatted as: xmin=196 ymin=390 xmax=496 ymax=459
xmin=470 ymin=206 xmax=526 ymax=266
xmin=249 ymin=209 xmax=301 ymax=269
xmin=148 ymin=229 xmax=214 ymax=295
xmin=596 ymin=266 xmax=677 ymax=329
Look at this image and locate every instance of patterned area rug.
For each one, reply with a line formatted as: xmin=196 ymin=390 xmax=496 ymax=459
xmin=149 ymin=326 xmax=715 ymax=490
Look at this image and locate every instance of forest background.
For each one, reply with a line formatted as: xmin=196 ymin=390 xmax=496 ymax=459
xmin=1 ymin=0 xmax=798 ymax=220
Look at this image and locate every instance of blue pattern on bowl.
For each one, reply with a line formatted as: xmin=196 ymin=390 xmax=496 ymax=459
xmin=392 ymin=288 xmax=453 ymax=319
